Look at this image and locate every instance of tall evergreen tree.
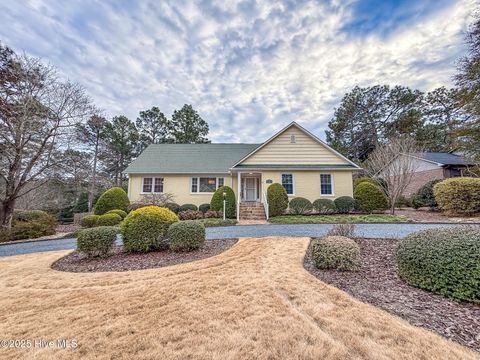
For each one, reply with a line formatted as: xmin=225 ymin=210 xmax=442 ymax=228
xmin=136 ymin=106 xmax=169 ymax=151
xmin=169 ymin=104 xmax=210 ymax=143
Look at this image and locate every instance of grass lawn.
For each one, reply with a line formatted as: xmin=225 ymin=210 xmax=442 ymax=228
xmin=0 ymin=237 xmax=474 ymax=359
xmin=194 ymin=218 xmax=237 ymax=227
xmin=268 ymin=214 xmax=410 ymax=224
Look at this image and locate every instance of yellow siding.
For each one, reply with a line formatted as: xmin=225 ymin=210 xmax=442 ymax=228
xmin=128 ymin=174 xmax=236 ymax=206
xmin=260 ymin=171 xmax=353 ymax=201
xmin=241 ymin=127 xmax=350 ymax=165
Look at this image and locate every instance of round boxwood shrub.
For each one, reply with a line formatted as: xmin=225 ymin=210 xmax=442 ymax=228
xmin=433 ymin=177 xmax=480 ymax=215
xmin=10 ymin=210 xmax=57 ymax=240
xmin=396 ymin=226 xmax=480 ymax=303
xmin=94 ymin=187 xmax=130 ymax=215
xmin=106 ymin=209 xmax=128 ymax=219
xmin=353 ymin=176 xmax=377 ymax=189
xmin=267 ymin=183 xmax=288 ymax=217
xmin=164 ymin=202 xmax=180 ymax=214
xmin=97 ymin=213 xmax=122 ymax=226
xmin=311 ymin=236 xmax=360 ymax=271
xmin=411 ymin=179 xmax=440 ymax=209
xmin=334 ymin=196 xmax=357 ymax=214
xmin=81 ymin=214 xmax=100 ymax=228
xmin=199 ymin=203 xmax=210 ymax=213
xmin=313 ymin=199 xmax=337 ymax=214
xmin=179 ymin=204 xmax=198 ymax=212
xmin=354 ymin=182 xmax=388 ymax=213
xmin=121 ymin=206 xmax=179 ymax=252
xmin=210 ymin=186 xmax=236 ymax=218
xmin=168 ymin=220 xmax=205 ymax=252
xmin=288 ymin=197 xmax=313 ymax=215
xmin=77 ymin=226 xmax=117 ymax=258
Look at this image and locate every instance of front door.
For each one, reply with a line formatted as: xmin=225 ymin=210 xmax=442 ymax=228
xmin=244 ymin=177 xmax=257 ymax=201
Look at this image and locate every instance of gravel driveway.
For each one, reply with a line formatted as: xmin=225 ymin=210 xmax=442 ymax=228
xmin=0 ymin=223 xmax=470 ymax=257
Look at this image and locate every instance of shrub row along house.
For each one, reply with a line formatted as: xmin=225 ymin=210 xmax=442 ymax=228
xmin=125 ymin=122 xmax=361 ymax=220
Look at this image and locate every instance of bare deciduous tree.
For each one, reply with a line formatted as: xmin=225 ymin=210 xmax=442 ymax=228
xmin=364 ymin=138 xmax=421 ymax=215
xmin=0 ymin=44 xmax=93 ymax=227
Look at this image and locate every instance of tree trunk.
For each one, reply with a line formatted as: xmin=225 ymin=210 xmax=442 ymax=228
xmin=0 ymin=198 xmax=16 ymax=229
xmin=390 ymin=196 xmax=396 ymax=215
xmin=88 ymin=138 xmax=99 ymax=212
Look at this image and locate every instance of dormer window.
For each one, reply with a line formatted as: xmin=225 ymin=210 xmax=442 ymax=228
xmin=290 ymin=135 xmax=296 ymax=143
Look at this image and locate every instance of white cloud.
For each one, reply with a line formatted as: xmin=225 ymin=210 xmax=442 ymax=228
xmin=0 ymin=0 xmax=475 ymax=142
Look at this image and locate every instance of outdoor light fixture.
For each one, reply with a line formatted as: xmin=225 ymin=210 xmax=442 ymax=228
xmin=222 ymin=191 xmax=227 ymax=220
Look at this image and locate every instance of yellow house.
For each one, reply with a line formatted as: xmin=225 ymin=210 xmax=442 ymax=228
xmin=125 ymin=122 xmax=361 ymax=220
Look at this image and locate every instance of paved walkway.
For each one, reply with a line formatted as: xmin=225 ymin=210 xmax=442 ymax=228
xmin=0 ymin=223 xmax=470 ymax=257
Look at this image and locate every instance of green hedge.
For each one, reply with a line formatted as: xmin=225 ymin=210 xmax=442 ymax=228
xmin=433 ymin=177 xmax=480 ymax=215
xmin=311 ymin=236 xmax=360 ymax=271
xmin=353 ymin=176 xmax=377 ymax=189
xmin=165 ymin=203 xmax=180 ymax=214
xmin=97 ymin=213 xmax=122 ymax=226
xmin=81 ymin=214 xmax=100 ymax=228
xmin=396 ymin=226 xmax=480 ymax=303
xmin=94 ymin=187 xmax=130 ymax=215
xmin=210 ymin=186 xmax=236 ymax=218
xmin=168 ymin=220 xmax=205 ymax=252
xmin=334 ymin=196 xmax=357 ymax=214
xmin=313 ymin=199 xmax=337 ymax=214
xmin=289 ymin=197 xmax=313 ymax=215
xmin=267 ymin=183 xmax=288 ymax=217
xmin=412 ymin=180 xmax=440 ymax=209
xmin=354 ymin=182 xmax=388 ymax=213
xmin=106 ymin=209 xmax=128 ymax=219
xmin=121 ymin=206 xmax=179 ymax=252
xmin=199 ymin=203 xmax=210 ymax=213
xmin=179 ymin=204 xmax=198 ymax=212
xmin=77 ymin=226 xmax=117 ymax=258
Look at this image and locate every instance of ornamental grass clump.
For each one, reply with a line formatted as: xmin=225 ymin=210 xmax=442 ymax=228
xmin=121 ymin=206 xmax=179 ymax=252
xmin=310 ymin=236 xmax=360 ymax=271
xmin=168 ymin=220 xmax=205 ymax=252
xmin=396 ymin=226 xmax=480 ymax=304
xmin=77 ymin=226 xmax=117 ymax=258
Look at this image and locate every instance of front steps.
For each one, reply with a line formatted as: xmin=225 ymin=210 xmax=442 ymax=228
xmin=239 ymin=202 xmax=267 ymax=220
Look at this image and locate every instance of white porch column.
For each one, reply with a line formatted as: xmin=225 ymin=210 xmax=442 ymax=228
xmin=237 ymin=171 xmax=241 ymax=221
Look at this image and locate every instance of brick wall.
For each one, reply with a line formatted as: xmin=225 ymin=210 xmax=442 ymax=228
xmin=403 ymin=168 xmax=445 ymax=195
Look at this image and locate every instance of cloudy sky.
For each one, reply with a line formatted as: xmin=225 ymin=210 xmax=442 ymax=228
xmin=0 ymin=0 xmax=475 ymax=142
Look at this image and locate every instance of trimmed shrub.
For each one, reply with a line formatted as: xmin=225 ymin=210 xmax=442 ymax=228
xmin=168 ymin=220 xmax=205 ymax=252
xmin=288 ymin=197 xmax=313 ymax=215
xmin=326 ymin=223 xmax=355 ymax=238
xmin=313 ymin=199 xmax=337 ymax=214
xmin=0 ymin=228 xmax=13 ymax=243
xmin=204 ymin=210 xmax=222 ymax=218
xmin=267 ymin=183 xmax=288 ymax=217
xmin=397 ymin=226 xmax=480 ymax=303
xmin=334 ymin=196 xmax=357 ymax=214
xmin=178 ymin=210 xmax=204 ymax=220
xmin=77 ymin=226 xmax=117 ymax=258
xmin=94 ymin=187 xmax=130 ymax=215
xmin=81 ymin=214 xmax=100 ymax=228
xmin=9 ymin=210 xmax=57 ymax=240
xmin=106 ymin=209 xmax=127 ymax=219
xmin=411 ymin=180 xmax=440 ymax=209
xmin=433 ymin=177 xmax=480 ymax=215
xmin=97 ymin=213 xmax=122 ymax=226
xmin=311 ymin=236 xmax=360 ymax=271
xmin=354 ymin=182 xmax=388 ymax=213
xmin=199 ymin=203 xmax=211 ymax=213
xmin=121 ymin=206 xmax=179 ymax=252
xmin=395 ymin=195 xmax=411 ymax=208
xmin=164 ymin=202 xmax=180 ymax=214
xmin=179 ymin=204 xmax=198 ymax=212
xmin=353 ymin=176 xmax=377 ymax=189
xmin=210 ymin=186 xmax=236 ymax=218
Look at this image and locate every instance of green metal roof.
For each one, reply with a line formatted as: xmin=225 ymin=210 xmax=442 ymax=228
xmin=124 ymin=143 xmax=260 ymax=174
xmin=232 ymin=164 xmax=359 ymax=170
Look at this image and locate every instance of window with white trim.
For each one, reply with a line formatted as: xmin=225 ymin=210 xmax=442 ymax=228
xmin=142 ymin=177 xmax=164 ymax=193
xmin=320 ymin=174 xmax=333 ymax=195
xmin=191 ymin=177 xmax=224 ymax=193
xmin=281 ymin=174 xmax=294 ymax=195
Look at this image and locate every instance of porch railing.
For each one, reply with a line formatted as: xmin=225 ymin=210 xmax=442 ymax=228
xmin=262 ymin=191 xmax=269 ymax=220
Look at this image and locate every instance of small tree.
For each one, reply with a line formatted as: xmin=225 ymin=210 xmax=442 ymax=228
xmin=169 ymin=104 xmax=210 ymax=143
xmin=94 ymin=187 xmax=130 ymax=215
xmin=365 ymin=138 xmax=420 ymax=215
xmin=210 ymin=186 xmax=236 ymax=218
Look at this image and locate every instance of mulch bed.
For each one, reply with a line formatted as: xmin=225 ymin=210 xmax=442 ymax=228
xmin=304 ymin=238 xmax=480 ymax=352
xmin=391 ymin=208 xmax=480 ymax=223
xmin=52 ymin=238 xmax=238 ymax=273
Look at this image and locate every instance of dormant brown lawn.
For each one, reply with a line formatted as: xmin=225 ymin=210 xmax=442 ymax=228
xmin=0 ymin=237 xmax=477 ymax=360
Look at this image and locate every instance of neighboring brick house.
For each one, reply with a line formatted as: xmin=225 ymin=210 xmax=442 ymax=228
xmin=402 ymin=152 xmax=477 ymax=195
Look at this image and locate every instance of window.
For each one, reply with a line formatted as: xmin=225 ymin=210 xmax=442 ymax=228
xmin=142 ymin=177 xmax=164 ymax=193
xmin=281 ymin=174 xmax=294 ymax=195
xmin=191 ymin=177 xmax=224 ymax=193
xmin=320 ymin=174 xmax=333 ymax=195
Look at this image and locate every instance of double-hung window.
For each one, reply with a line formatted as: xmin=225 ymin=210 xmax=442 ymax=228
xmin=320 ymin=174 xmax=333 ymax=195
xmin=281 ymin=174 xmax=294 ymax=195
xmin=142 ymin=177 xmax=164 ymax=193
xmin=191 ymin=177 xmax=224 ymax=193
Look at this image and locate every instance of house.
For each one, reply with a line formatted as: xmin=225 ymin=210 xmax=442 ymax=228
xmin=402 ymin=152 xmax=477 ymax=195
xmin=125 ymin=122 xmax=361 ymax=220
